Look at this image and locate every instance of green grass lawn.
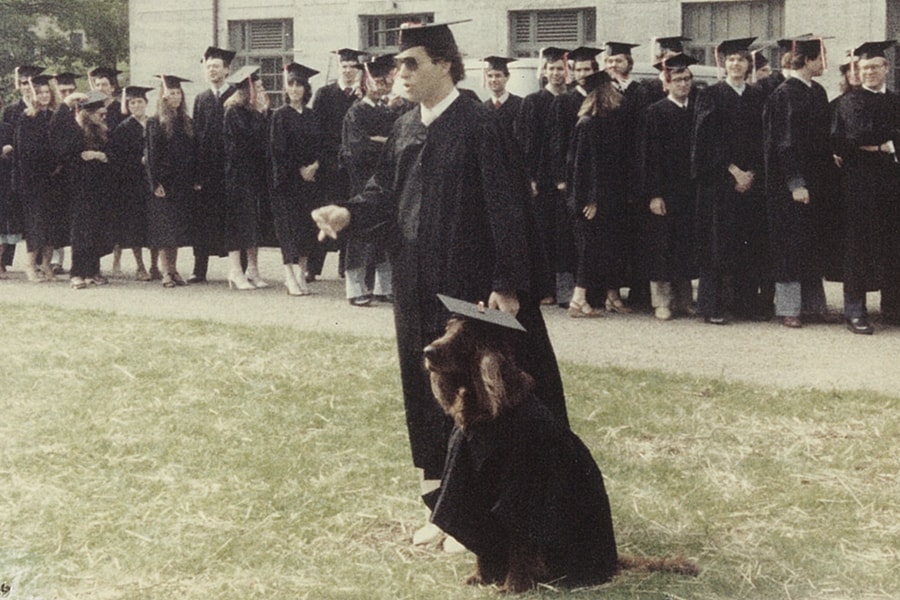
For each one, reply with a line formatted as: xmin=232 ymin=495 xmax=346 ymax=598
xmin=1 ymin=304 xmax=897 ymax=599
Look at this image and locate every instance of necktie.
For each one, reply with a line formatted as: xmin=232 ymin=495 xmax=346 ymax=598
xmin=344 ymin=87 xmax=353 ymax=97
xmin=494 ymin=100 xmax=501 ymax=109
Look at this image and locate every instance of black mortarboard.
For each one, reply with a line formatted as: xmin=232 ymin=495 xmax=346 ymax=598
xmin=88 ymin=67 xmax=121 ymax=82
xmin=29 ymin=74 xmax=54 ymax=87
xmin=333 ymin=48 xmax=363 ymax=63
xmin=655 ymin=36 xmax=692 ymax=54
xmin=123 ymin=85 xmax=153 ymax=100
xmin=568 ymin=46 xmax=602 ymax=63
xmin=716 ymin=37 xmax=757 ymax=57
xmin=582 ymin=70 xmax=614 ymax=93
xmin=605 ymin=41 xmax=640 ymax=56
xmin=777 ymin=34 xmax=813 ymax=53
xmin=203 ymin=46 xmax=236 ymax=64
xmin=226 ymin=65 xmax=260 ymax=86
xmin=653 ymin=52 xmax=699 ymax=72
xmin=540 ymin=47 xmax=568 ymax=63
xmin=753 ymin=52 xmax=770 ymax=70
xmin=852 ymin=40 xmax=897 ymax=60
xmin=54 ymin=72 xmax=80 ymax=86
xmin=78 ymin=90 xmax=108 ymax=110
xmin=284 ymin=62 xmax=319 ymax=82
xmin=15 ymin=65 xmax=44 ymax=80
xmin=483 ymin=56 xmax=516 ymax=72
xmin=155 ymin=74 xmax=191 ymax=90
xmin=386 ymin=19 xmax=470 ymax=53
xmin=787 ymin=36 xmax=826 ymax=60
xmin=365 ymin=54 xmax=396 ymax=78
xmin=436 ymin=294 xmax=526 ymax=332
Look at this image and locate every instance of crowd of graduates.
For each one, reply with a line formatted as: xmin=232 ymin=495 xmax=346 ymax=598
xmin=0 ymin=32 xmax=898 ymax=334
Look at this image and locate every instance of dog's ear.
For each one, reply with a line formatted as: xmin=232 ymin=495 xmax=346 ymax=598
xmin=475 ymin=350 xmax=507 ymax=419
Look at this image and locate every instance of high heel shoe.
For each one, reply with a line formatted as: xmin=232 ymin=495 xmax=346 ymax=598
xmin=284 ymin=277 xmax=311 ymax=296
xmin=605 ymin=297 xmax=632 ymax=314
xmin=228 ymin=271 xmax=255 ymax=291
xmin=568 ymin=300 xmax=604 ymax=318
xmin=247 ymin=274 xmax=269 ymax=288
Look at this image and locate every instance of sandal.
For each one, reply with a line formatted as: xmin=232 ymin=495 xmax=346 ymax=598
xmin=171 ymin=272 xmax=187 ymax=286
xmin=162 ymin=273 xmax=176 ymax=288
xmin=605 ymin=297 xmax=632 ymax=314
xmin=568 ymin=300 xmax=604 ymax=319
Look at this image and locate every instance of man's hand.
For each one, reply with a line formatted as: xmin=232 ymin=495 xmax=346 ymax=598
xmin=154 ymin=184 xmax=166 ymax=198
xmin=582 ymin=202 xmax=597 ymax=220
xmin=300 ymin=161 xmax=319 ymax=182
xmin=488 ymin=290 xmax=519 ymax=317
xmin=312 ymin=205 xmax=351 ymax=241
xmin=791 ymin=187 xmax=810 ymax=204
xmin=649 ymin=197 xmax=667 ymax=216
xmin=729 ymin=164 xmax=754 ymax=193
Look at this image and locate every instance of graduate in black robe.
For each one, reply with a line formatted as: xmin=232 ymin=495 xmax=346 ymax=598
xmin=191 ymin=46 xmax=237 ymax=282
xmin=145 ymin=75 xmax=199 ymax=288
xmin=640 ymin=54 xmax=699 ymax=320
xmin=88 ymin=67 xmax=126 ymax=132
xmin=222 ymin=66 xmax=271 ymax=290
xmin=691 ymin=37 xmax=768 ymax=323
xmin=0 ymin=120 xmax=22 ymax=274
xmin=762 ymin=38 xmax=831 ymax=327
xmin=830 ymin=41 xmax=900 ymax=331
xmin=515 ymin=47 xmax=574 ymax=305
xmin=108 ymin=86 xmax=155 ymax=280
xmin=57 ymin=91 xmax=115 ymax=288
xmin=268 ymin=63 xmax=323 ymax=296
xmin=314 ymin=22 xmax=568 ymax=485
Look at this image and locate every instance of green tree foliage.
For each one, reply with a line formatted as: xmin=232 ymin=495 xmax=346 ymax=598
xmin=0 ymin=0 xmax=128 ymax=103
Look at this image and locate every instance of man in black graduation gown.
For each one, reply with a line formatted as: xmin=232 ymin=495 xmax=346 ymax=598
xmin=831 ymin=40 xmax=900 ymax=333
xmin=308 ymin=48 xmax=365 ymax=282
xmin=313 ymin=20 xmax=568 ymax=544
xmin=691 ymin=37 xmax=768 ymax=324
xmin=190 ymin=46 xmax=236 ymax=283
xmin=88 ymin=67 xmax=125 ymax=131
xmin=482 ymin=56 xmax=522 ymax=129
xmin=641 ymin=53 xmax=699 ymax=321
xmin=515 ymin=47 xmax=572 ymax=307
xmin=762 ymin=37 xmax=831 ymax=329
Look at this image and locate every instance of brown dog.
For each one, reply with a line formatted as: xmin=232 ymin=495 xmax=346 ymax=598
xmin=423 ymin=314 xmax=699 ymax=593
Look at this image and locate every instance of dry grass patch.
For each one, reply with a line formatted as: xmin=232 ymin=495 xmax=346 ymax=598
xmin=0 ymin=305 xmax=897 ymax=599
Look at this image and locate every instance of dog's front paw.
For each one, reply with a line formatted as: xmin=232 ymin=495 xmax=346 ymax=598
xmin=499 ymin=573 xmax=537 ymax=594
xmin=465 ymin=571 xmax=484 ymax=586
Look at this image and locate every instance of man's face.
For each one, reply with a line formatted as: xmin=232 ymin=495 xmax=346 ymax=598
xmin=859 ymin=57 xmax=888 ymax=89
xmin=205 ymin=58 xmax=228 ymax=85
xmin=666 ymin=70 xmax=693 ymax=102
xmin=572 ymin=60 xmax=596 ymax=86
xmin=755 ymin=65 xmax=772 ymax=79
xmin=725 ymin=54 xmax=750 ymax=80
xmin=604 ymin=54 xmax=630 ymax=77
xmin=18 ymin=78 xmax=33 ymax=100
xmin=366 ymin=75 xmax=392 ymax=101
xmin=395 ymin=46 xmax=449 ymax=105
xmin=340 ymin=61 xmax=360 ymax=87
xmin=93 ymin=76 xmax=113 ymax=95
xmin=807 ymin=55 xmax=825 ymax=78
xmin=544 ymin=60 xmax=566 ymax=87
xmin=57 ymin=84 xmax=76 ymax=99
xmin=485 ymin=69 xmax=508 ymax=95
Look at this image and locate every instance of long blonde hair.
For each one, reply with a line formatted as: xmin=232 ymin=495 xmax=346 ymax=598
xmin=24 ymin=81 xmax=61 ymax=117
xmin=155 ymin=84 xmax=193 ymax=138
xmin=578 ymin=81 xmax=623 ymax=118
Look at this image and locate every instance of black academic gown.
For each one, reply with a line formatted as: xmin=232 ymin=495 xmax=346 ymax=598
xmin=103 ymin=99 xmax=126 ymax=131
xmin=340 ymin=98 xmax=399 ymax=271
xmin=312 ymin=83 xmax=357 ymax=201
xmin=2 ymin=99 xmax=27 ymax=129
xmin=193 ymin=85 xmax=234 ymax=256
xmin=567 ymin=109 xmax=629 ymax=290
xmin=0 ymin=122 xmax=22 ymax=238
xmin=346 ymin=94 xmax=568 ymax=479
xmin=108 ymin=117 xmax=149 ymax=248
xmin=830 ymin=87 xmax=900 ymax=294
xmin=268 ymin=104 xmax=322 ymax=263
xmin=47 ymin=104 xmax=82 ymax=248
xmin=763 ymin=77 xmax=832 ymax=283
xmin=15 ymin=109 xmax=66 ymax=252
xmin=424 ymin=395 xmax=617 ymax=586
xmin=145 ymin=117 xmax=198 ymax=248
xmin=691 ymin=81 xmax=767 ymax=315
xmin=641 ymin=97 xmax=698 ymax=282
xmin=223 ymin=104 xmax=269 ymax=252
xmin=57 ymin=127 xmax=114 ymax=260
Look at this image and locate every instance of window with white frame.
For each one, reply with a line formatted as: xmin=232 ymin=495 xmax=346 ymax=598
xmin=228 ymin=19 xmax=294 ymax=107
xmin=360 ymin=14 xmax=435 ymax=55
xmin=510 ymin=8 xmax=597 ymax=58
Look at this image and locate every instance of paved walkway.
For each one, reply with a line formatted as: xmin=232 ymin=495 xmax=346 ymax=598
xmin=2 ymin=246 xmax=897 ymax=397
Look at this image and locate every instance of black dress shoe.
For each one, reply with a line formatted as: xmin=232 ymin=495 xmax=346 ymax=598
xmin=187 ymin=274 xmax=206 ymax=284
xmin=373 ymin=294 xmax=393 ymax=303
xmin=705 ymin=315 xmax=729 ymax=325
xmin=846 ymin=317 xmax=874 ymax=335
xmin=349 ymin=295 xmax=372 ymax=307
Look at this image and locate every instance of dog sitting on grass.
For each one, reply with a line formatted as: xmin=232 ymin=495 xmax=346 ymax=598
xmin=422 ymin=295 xmax=698 ymax=593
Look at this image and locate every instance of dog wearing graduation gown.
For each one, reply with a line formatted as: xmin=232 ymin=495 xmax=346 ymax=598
xmin=423 ymin=311 xmax=699 ymax=593
xmin=423 ymin=312 xmax=619 ymax=593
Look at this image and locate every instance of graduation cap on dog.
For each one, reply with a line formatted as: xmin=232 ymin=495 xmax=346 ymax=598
xmin=437 ymin=294 xmax=527 ymax=332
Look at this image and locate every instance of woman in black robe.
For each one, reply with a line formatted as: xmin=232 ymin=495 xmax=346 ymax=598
xmin=222 ymin=67 xmax=271 ymax=291
xmin=566 ymin=71 xmax=629 ymax=318
xmin=0 ymin=120 xmax=21 ymax=277
xmin=108 ymin=86 xmax=155 ymax=281
xmin=57 ymin=91 xmax=114 ymax=289
xmin=268 ymin=63 xmax=322 ymax=296
xmin=15 ymin=74 xmax=64 ymax=281
xmin=145 ymin=75 xmax=198 ymax=288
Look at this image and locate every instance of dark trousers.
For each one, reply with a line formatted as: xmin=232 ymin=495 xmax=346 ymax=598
xmin=70 ymin=249 xmax=101 ymax=279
